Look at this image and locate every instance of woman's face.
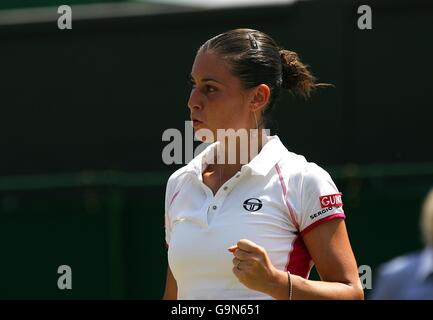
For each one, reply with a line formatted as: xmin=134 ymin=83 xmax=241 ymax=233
xmin=188 ymin=50 xmax=255 ymax=141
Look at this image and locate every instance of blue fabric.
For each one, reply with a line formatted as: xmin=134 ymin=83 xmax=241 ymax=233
xmin=369 ymin=247 xmax=433 ymax=300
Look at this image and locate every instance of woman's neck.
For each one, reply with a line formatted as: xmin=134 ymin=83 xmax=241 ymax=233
xmin=211 ymin=128 xmax=268 ymax=173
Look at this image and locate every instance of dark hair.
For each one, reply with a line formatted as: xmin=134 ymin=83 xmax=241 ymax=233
xmin=199 ymin=28 xmax=330 ymax=128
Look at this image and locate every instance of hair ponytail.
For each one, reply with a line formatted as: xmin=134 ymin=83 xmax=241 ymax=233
xmin=279 ymin=49 xmax=332 ymax=98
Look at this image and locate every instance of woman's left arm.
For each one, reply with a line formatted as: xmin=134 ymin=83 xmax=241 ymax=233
xmin=230 ymin=219 xmax=364 ymax=300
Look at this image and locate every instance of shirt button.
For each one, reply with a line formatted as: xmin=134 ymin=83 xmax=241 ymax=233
xmin=235 ymin=174 xmax=240 ymax=178
xmin=223 ymin=186 xmax=228 ymax=191
xmin=212 ymin=205 xmax=217 ymax=210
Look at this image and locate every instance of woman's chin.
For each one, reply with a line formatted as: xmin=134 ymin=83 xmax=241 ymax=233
xmin=194 ymin=128 xmax=216 ymax=143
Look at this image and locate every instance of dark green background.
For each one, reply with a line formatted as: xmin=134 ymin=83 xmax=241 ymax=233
xmin=0 ymin=0 xmax=432 ymax=298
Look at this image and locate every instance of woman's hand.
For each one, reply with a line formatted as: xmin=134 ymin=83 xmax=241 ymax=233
xmin=228 ymin=239 xmax=283 ymax=295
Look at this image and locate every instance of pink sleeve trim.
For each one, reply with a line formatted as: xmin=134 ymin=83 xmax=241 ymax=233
xmin=300 ymin=213 xmax=346 ymax=236
xmin=275 ymin=163 xmax=300 ymax=230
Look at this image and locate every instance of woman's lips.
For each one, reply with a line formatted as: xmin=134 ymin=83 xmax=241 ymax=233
xmin=192 ymin=119 xmax=203 ymax=127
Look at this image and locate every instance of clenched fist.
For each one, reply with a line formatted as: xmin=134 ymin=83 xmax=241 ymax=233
xmin=228 ymin=239 xmax=281 ymax=294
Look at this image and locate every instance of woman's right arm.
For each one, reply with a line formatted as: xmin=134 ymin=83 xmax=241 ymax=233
xmin=162 ymin=266 xmax=177 ymax=300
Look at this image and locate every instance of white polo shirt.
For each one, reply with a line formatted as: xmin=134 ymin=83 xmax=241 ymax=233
xmin=164 ymin=135 xmax=345 ymax=300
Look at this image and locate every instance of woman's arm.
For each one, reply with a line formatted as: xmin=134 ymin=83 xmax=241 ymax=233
xmin=230 ymin=219 xmax=364 ymax=300
xmin=269 ymin=219 xmax=363 ymax=299
xmin=162 ymin=266 xmax=178 ymax=300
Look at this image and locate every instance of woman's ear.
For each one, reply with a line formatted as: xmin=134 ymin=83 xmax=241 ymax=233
xmin=249 ymin=84 xmax=270 ymax=113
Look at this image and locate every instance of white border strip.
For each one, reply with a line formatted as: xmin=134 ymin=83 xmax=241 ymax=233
xmin=0 ymin=2 xmax=199 ymax=26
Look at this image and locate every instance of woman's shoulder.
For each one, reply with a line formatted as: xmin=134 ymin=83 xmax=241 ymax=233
xmin=278 ymin=148 xmax=334 ymax=185
xmin=166 ymin=164 xmax=191 ymax=187
xmin=277 ymin=146 xmax=316 ymax=171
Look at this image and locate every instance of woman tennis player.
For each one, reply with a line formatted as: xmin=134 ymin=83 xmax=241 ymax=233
xmin=163 ymin=28 xmax=364 ymax=300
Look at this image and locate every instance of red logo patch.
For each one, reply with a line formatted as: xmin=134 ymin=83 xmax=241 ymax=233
xmin=320 ymin=193 xmax=343 ymax=208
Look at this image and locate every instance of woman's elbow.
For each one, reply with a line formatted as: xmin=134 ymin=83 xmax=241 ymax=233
xmin=350 ymin=283 xmax=365 ymax=300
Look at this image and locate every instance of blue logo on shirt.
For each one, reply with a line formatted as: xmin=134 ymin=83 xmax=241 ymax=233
xmin=243 ymin=198 xmax=263 ymax=212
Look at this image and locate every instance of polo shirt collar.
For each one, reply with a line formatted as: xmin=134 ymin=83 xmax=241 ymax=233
xmin=185 ymin=135 xmax=285 ymax=177
xmin=244 ymin=135 xmax=285 ymax=176
xmin=184 ymin=142 xmax=219 ymax=176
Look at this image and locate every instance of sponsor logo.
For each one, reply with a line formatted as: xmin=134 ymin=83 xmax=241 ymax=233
xmin=243 ymin=198 xmax=262 ymax=212
xmin=320 ymin=193 xmax=343 ymax=208
xmin=310 ymin=207 xmax=334 ymax=220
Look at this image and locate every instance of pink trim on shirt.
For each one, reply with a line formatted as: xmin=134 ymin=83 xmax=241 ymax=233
xmin=166 ymin=190 xmax=180 ymax=249
xmin=300 ymin=213 xmax=346 ymax=236
xmin=285 ymin=214 xmax=345 ymax=277
xmin=285 ymin=235 xmax=312 ymax=278
xmin=169 ymin=190 xmax=180 ymax=207
xmin=275 ymin=163 xmax=300 ymax=230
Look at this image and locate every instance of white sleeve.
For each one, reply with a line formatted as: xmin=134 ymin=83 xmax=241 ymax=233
xmin=298 ymin=163 xmax=345 ymax=235
xmin=164 ymin=177 xmax=173 ymax=247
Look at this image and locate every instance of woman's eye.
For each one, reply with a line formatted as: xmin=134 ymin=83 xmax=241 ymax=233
xmin=206 ymin=85 xmax=216 ymax=93
xmin=188 ymin=80 xmax=216 ymax=93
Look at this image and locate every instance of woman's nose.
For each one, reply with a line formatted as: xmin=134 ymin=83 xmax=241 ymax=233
xmin=187 ymin=88 xmax=203 ymax=111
